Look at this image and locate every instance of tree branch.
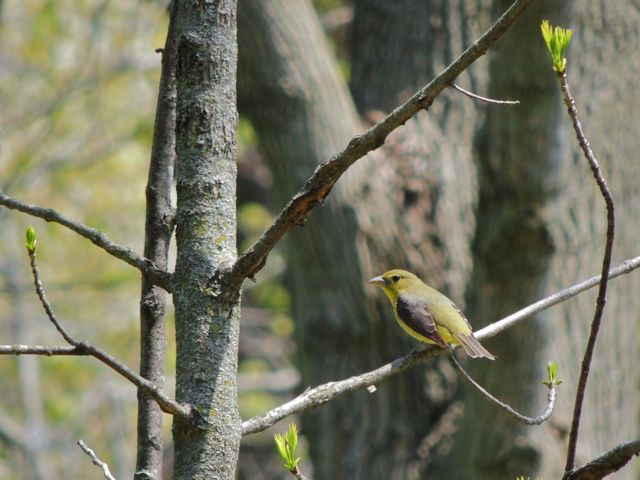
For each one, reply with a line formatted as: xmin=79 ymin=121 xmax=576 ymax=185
xmin=0 ymin=192 xmax=172 ymax=291
xmin=227 ymin=0 xmax=534 ymax=285
xmin=25 ymin=247 xmax=190 ymax=421
xmin=451 ymin=83 xmax=520 ymax=105
xmin=77 ymin=439 xmax=116 ymax=480
xmin=476 ymin=255 xmax=640 ymax=340
xmin=136 ymin=1 xmax=178 ymax=476
xmin=449 ymin=353 xmax=556 ymax=425
xmin=241 ymin=255 xmax=640 ymax=435
xmin=0 ymin=345 xmax=79 ymax=355
xmin=559 ymin=72 xmax=616 ymax=474
xmin=564 ymin=439 xmax=640 ymax=480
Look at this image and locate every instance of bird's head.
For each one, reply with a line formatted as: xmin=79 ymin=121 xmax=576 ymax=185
xmin=368 ymin=269 xmax=419 ymax=299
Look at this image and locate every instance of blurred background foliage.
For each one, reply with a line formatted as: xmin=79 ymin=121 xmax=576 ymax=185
xmin=0 ymin=0 xmax=317 ymax=477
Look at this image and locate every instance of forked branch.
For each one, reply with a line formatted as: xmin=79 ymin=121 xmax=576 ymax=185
xmin=16 ymin=237 xmax=190 ymax=421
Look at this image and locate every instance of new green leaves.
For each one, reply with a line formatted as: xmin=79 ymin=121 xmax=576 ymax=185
xmin=541 ymin=20 xmax=573 ymax=73
xmin=274 ymin=423 xmax=301 ymax=473
xmin=543 ymin=361 xmax=562 ymax=388
xmin=25 ymin=226 xmax=37 ymax=253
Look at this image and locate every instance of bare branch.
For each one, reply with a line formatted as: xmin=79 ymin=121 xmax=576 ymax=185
xmin=0 ymin=192 xmax=172 ymax=291
xmin=564 ymin=439 xmax=640 ymax=480
xmin=449 ymin=353 xmax=556 ymax=425
xmin=451 ymin=83 xmax=520 ymax=104
xmin=558 ymin=72 xmax=616 ymax=474
xmin=25 ymin=248 xmax=190 ymax=421
xmin=242 ymin=347 xmax=432 ymax=435
xmin=77 ymin=440 xmax=116 ymax=480
xmin=228 ymin=0 xmax=534 ymax=285
xmin=242 ymin=255 xmax=640 ymax=435
xmin=475 ymin=255 xmax=640 ymax=341
xmin=0 ymin=345 xmax=79 ymax=355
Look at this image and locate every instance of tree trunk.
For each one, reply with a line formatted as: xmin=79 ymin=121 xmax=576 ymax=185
xmin=535 ymin=2 xmax=640 ymax=478
xmin=239 ymin=1 xmax=487 ymax=478
xmin=445 ymin=1 xmax=571 ymax=478
xmin=446 ymin=2 xmax=640 ymax=479
xmin=171 ymin=1 xmax=241 ymax=479
xmin=136 ymin=4 xmax=177 ymax=479
xmin=240 ymin=1 xmax=639 ymax=479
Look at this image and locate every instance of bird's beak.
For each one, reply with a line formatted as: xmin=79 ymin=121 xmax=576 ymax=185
xmin=368 ymin=275 xmax=386 ymax=286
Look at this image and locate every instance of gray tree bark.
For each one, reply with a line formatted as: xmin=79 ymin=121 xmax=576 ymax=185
xmin=136 ymin=3 xmax=177 ymax=479
xmin=239 ymin=1 xmax=487 ymax=478
xmin=536 ymin=2 xmax=640 ymax=478
xmin=448 ymin=2 xmax=640 ymax=479
xmin=446 ymin=2 xmax=571 ymax=478
xmin=171 ymin=1 xmax=241 ymax=479
xmin=239 ymin=0 xmax=639 ymax=479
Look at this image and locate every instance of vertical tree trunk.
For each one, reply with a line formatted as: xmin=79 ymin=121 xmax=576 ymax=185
xmin=136 ymin=4 xmax=177 ymax=480
xmin=171 ymin=1 xmax=241 ymax=479
xmin=349 ymin=2 xmax=488 ymax=478
xmin=446 ymin=2 xmax=571 ymax=478
xmin=447 ymin=2 xmax=640 ymax=479
xmin=239 ymin=1 xmax=487 ymax=478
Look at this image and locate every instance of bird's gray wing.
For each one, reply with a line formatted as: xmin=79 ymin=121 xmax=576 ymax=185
xmin=396 ymin=293 xmax=447 ymax=348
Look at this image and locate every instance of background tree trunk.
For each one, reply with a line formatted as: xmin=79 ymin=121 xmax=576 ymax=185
xmin=444 ymin=2 xmax=571 ymax=478
xmin=445 ymin=1 xmax=640 ymax=479
xmin=534 ymin=2 xmax=640 ymax=478
xmin=239 ymin=0 xmax=639 ymax=478
xmin=240 ymin=1 xmax=488 ymax=478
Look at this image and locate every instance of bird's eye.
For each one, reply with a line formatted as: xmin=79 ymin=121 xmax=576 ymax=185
xmin=391 ymin=274 xmax=401 ymax=283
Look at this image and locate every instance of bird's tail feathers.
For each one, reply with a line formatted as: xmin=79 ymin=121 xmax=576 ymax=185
xmin=455 ymin=334 xmax=495 ymax=360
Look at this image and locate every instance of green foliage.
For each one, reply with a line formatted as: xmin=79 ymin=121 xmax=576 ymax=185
xmin=540 ymin=20 xmax=573 ymax=73
xmin=25 ymin=226 xmax=37 ymax=253
xmin=542 ymin=360 xmax=562 ymax=388
xmin=274 ymin=423 xmax=302 ymax=473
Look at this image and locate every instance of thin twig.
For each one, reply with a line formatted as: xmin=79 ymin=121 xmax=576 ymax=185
xmin=449 ymin=353 xmax=556 ymax=425
xmin=26 ymin=248 xmax=190 ymax=421
xmin=241 ymin=255 xmax=639 ymax=435
xmin=559 ymin=72 xmax=616 ymax=475
xmin=77 ymin=439 xmax=116 ymax=480
xmin=0 ymin=192 xmax=172 ymax=291
xmin=0 ymin=345 xmax=80 ymax=355
xmin=290 ymin=466 xmax=308 ymax=480
xmin=29 ymin=251 xmax=75 ymax=344
xmin=451 ymin=83 xmax=520 ymax=104
xmin=564 ymin=439 xmax=640 ymax=480
xmin=227 ymin=0 xmax=534 ymax=285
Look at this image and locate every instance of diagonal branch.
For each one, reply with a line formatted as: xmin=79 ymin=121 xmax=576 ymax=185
xmin=241 ymin=255 xmax=640 ymax=435
xmin=0 ymin=193 xmax=172 ymax=291
xmin=77 ymin=440 xmax=116 ymax=480
xmin=476 ymin=255 xmax=640 ymax=340
xmin=25 ymin=247 xmax=190 ymax=421
xmin=559 ymin=72 xmax=616 ymax=475
xmin=227 ymin=0 xmax=534 ymax=285
xmin=564 ymin=439 xmax=640 ymax=480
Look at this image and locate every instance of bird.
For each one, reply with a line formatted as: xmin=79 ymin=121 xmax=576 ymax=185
xmin=369 ymin=269 xmax=495 ymax=360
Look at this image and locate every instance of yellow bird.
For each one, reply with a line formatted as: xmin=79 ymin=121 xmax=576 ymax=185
xmin=369 ymin=269 xmax=494 ymax=360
